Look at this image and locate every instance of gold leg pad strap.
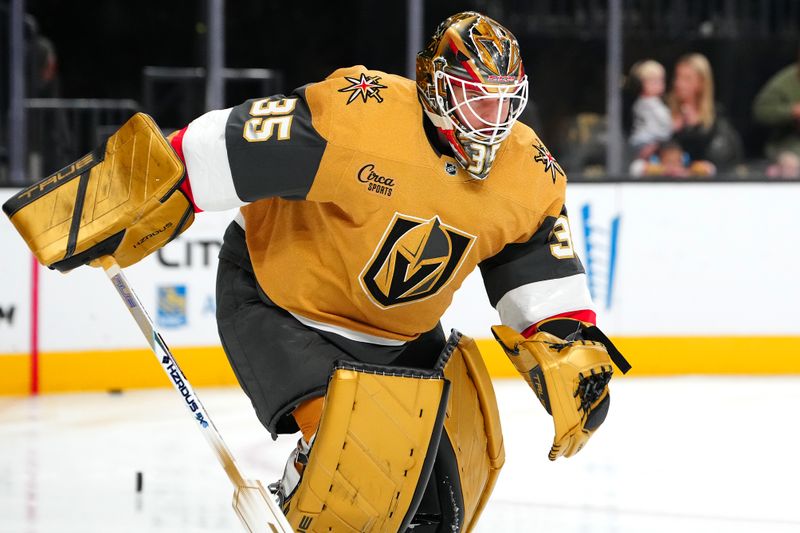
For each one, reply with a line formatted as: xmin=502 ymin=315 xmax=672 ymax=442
xmin=284 ymin=361 xmax=450 ymax=533
xmin=3 ymin=112 xmax=191 ymax=271
xmin=442 ymin=331 xmax=505 ymax=532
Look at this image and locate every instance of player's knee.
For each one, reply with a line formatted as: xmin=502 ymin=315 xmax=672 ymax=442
xmin=292 ymin=396 xmax=323 ymax=443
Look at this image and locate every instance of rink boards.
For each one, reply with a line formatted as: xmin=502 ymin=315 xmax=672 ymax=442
xmin=1 ymin=182 xmax=799 ymax=394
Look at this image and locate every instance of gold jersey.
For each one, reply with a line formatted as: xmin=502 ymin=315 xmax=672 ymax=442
xmin=186 ymin=66 xmax=582 ymax=341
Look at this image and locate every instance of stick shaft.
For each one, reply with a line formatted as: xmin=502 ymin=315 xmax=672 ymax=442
xmin=101 ymin=258 xmax=246 ymax=484
xmin=97 ymin=257 xmax=293 ymax=532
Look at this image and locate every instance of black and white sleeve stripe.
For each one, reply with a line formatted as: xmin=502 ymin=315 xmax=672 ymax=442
xmin=181 ymin=86 xmax=327 ymax=210
xmin=224 ymin=86 xmax=327 ymax=201
xmin=479 ymin=206 xmax=594 ymax=331
xmin=182 ymin=108 xmax=242 ymax=211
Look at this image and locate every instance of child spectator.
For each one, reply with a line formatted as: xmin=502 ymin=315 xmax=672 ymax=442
xmin=630 ymin=140 xmax=716 ymax=178
xmin=628 ymin=60 xmax=673 ymax=159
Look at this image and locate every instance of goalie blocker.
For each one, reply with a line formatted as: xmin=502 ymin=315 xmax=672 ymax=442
xmin=2 ymin=113 xmax=193 ymax=272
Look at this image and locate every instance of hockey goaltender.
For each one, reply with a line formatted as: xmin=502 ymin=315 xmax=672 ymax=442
xmin=4 ymin=11 xmax=629 ymax=532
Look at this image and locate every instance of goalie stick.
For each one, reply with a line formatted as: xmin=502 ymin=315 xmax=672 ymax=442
xmin=95 ymin=255 xmax=294 ymax=533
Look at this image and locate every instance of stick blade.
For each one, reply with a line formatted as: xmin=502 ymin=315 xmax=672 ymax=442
xmin=232 ymin=480 xmax=294 ymax=533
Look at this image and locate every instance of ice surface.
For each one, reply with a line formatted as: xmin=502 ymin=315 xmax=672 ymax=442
xmin=1 ymin=377 xmax=798 ymax=532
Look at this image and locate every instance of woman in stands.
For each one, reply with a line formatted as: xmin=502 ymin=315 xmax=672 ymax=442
xmin=668 ymin=53 xmax=742 ymax=173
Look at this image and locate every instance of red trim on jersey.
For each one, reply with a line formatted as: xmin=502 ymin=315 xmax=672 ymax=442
xmin=169 ymin=127 xmax=202 ymax=213
xmin=521 ymin=309 xmax=597 ymax=338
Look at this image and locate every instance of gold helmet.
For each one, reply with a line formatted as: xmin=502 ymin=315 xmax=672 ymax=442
xmin=417 ymin=12 xmax=528 ymax=179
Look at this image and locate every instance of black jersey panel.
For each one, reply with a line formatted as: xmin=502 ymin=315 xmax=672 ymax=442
xmin=224 ymin=85 xmax=327 ymax=201
xmin=479 ymin=205 xmax=585 ymax=307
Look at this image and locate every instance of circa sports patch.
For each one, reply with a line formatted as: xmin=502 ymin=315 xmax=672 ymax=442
xmin=338 ymin=73 xmax=388 ymax=104
xmin=360 ymin=212 xmax=475 ymax=308
xmin=356 ymin=163 xmax=395 ymax=197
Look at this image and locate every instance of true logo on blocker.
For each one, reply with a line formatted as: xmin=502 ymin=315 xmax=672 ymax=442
xmin=360 ymin=213 xmax=475 ymax=308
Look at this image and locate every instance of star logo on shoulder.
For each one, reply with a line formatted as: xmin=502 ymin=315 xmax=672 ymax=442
xmin=533 ymin=142 xmax=564 ymax=183
xmin=338 ymin=73 xmax=388 ymax=104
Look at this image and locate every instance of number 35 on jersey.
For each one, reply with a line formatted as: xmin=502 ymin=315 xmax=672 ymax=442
xmin=243 ymin=98 xmax=298 ymax=142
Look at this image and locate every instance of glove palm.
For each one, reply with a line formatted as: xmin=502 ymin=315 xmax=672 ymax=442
xmin=491 ymin=325 xmax=614 ymax=460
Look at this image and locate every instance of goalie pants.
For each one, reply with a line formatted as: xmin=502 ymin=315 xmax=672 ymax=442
xmin=215 ymin=221 xmax=447 ymax=438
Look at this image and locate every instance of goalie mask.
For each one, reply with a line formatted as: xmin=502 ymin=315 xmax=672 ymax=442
xmin=417 ymin=12 xmax=528 ymax=180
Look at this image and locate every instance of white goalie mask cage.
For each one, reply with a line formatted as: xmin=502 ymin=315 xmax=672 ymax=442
xmin=417 ymin=11 xmax=530 ymax=179
xmin=434 ymin=69 xmax=529 ymax=146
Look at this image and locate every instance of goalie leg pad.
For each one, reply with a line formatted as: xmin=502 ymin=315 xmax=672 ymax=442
xmin=2 ymin=113 xmax=192 ymax=271
xmin=283 ymin=360 xmax=451 ymax=533
xmin=440 ymin=331 xmax=504 ymax=532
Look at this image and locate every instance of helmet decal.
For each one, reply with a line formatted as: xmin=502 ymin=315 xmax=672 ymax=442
xmin=416 ymin=11 xmax=528 ymax=180
xmin=469 ymin=17 xmax=516 ymax=76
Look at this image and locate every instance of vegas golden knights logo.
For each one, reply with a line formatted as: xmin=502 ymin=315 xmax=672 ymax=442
xmin=361 ymin=213 xmax=475 ymax=308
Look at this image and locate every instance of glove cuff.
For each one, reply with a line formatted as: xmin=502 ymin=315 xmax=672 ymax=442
xmin=536 ymin=318 xmax=587 ymax=340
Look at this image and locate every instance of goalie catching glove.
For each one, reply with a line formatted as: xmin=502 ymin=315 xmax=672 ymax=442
xmin=491 ymin=319 xmax=630 ymax=461
xmin=2 ymin=113 xmax=193 ymax=272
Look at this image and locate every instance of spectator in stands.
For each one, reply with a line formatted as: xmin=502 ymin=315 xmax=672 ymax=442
xmin=765 ymin=151 xmax=800 ymax=179
xmin=629 ymin=140 xmax=715 ymax=178
xmin=628 ymin=60 xmax=672 ymax=160
xmin=752 ymin=48 xmax=800 ymax=166
xmin=0 ymin=7 xmax=66 ymax=184
xmin=668 ymin=53 xmax=742 ymax=170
